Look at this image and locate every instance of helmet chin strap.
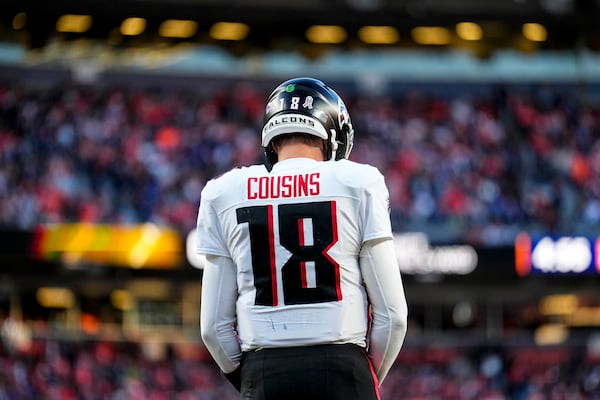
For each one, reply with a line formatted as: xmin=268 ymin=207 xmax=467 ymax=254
xmin=329 ymin=129 xmax=338 ymax=161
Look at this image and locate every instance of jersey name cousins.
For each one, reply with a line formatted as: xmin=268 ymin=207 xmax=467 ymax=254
xmin=247 ymin=172 xmax=320 ymax=199
xmin=196 ymin=157 xmax=393 ymax=351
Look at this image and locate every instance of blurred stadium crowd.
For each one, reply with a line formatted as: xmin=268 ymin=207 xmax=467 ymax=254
xmin=0 ymin=337 xmax=599 ymax=400
xmin=1 ymin=78 xmax=599 ymax=246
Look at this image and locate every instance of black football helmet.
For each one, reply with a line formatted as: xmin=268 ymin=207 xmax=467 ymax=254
xmin=261 ymin=77 xmax=354 ymax=170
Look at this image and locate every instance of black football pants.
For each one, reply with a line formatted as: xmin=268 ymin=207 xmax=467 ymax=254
xmin=240 ymin=343 xmax=380 ymax=400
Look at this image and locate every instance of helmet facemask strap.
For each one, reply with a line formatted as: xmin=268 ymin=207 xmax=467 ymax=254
xmin=329 ymin=129 xmax=339 ymax=161
xmin=264 ymin=143 xmax=277 ymax=172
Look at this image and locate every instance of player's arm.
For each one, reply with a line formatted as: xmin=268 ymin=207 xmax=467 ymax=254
xmin=200 ymin=254 xmax=242 ymax=375
xmin=360 ymin=237 xmax=408 ymax=384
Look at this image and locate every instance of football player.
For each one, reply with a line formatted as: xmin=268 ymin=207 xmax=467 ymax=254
xmin=198 ymin=77 xmax=408 ymax=399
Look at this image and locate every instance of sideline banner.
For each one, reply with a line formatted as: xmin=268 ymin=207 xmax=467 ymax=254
xmin=33 ymin=223 xmax=182 ymax=269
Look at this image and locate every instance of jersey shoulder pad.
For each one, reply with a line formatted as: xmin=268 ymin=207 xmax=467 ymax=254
xmin=202 ymin=164 xmax=266 ymax=200
xmin=332 ymin=159 xmax=385 ymax=188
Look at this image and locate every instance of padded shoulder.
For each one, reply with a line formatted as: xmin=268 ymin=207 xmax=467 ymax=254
xmin=331 ymin=159 xmax=385 ymax=188
xmin=201 ymin=165 xmax=267 ymax=200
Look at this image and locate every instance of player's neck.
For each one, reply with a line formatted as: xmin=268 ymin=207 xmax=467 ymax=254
xmin=276 ymin=142 xmax=325 ymax=162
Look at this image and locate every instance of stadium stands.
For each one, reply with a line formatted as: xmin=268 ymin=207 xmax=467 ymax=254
xmin=0 ymin=337 xmax=598 ymax=399
xmin=1 ymin=74 xmax=599 ymax=244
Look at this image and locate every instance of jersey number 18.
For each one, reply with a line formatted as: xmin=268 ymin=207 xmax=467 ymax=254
xmin=236 ymin=201 xmax=342 ymax=306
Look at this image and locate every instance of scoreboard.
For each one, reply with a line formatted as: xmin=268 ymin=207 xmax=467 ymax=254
xmin=515 ymin=233 xmax=600 ymax=276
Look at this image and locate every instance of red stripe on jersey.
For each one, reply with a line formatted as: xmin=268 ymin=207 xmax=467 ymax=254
xmin=297 ymin=217 xmax=305 ymax=246
xmin=300 ymin=261 xmax=308 ymax=288
xmin=267 ymin=204 xmax=278 ymax=306
xmin=297 ymin=219 xmax=308 ymax=288
xmin=322 ymin=201 xmax=342 ymax=301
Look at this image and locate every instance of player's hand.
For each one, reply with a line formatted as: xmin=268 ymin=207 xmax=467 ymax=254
xmin=223 ymin=368 xmax=241 ymax=391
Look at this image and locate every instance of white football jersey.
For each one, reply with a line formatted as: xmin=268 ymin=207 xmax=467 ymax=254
xmin=196 ymin=157 xmax=393 ymax=351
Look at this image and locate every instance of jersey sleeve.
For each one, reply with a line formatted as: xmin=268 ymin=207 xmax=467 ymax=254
xmin=360 ymin=168 xmax=393 ymax=243
xmin=359 ymin=238 xmax=408 ymax=383
xmin=196 ymin=184 xmax=230 ymax=257
xmin=200 ymin=254 xmax=242 ymax=374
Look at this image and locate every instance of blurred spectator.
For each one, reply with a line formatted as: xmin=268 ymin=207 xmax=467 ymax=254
xmin=0 ymin=79 xmax=599 ymax=245
xmin=0 ymin=336 xmax=599 ymax=399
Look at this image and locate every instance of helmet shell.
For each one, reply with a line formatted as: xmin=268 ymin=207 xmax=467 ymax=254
xmin=262 ymin=77 xmax=354 ymax=170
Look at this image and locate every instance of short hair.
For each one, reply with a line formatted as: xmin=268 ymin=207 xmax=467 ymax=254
xmin=271 ymin=133 xmax=324 ymax=148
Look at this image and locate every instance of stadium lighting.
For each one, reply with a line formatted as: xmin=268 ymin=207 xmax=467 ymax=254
xmin=126 ymin=280 xmax=171 ymax=300
xmin=566 ymin=307 xmax=600 ymax=326
xmin=305 ymin=25 xmax=347 ymax=44
xmin=411 ymin=26 xmax=451 ymax=45
xmin=159 ymin=19 xmax=198 ymax=39
xmin=120 ymin=17 xmax=147 ymax=36
xmin=358 ymin=26 xmax=400 ymax=44
xmin=56 ymin=14 xmax=92 ymax=34
xmin=456 ymin=22 xmax=483 ymax=41
xmin=127 ymin=223 xmax=162 ymax=268
xmin=209 ymin=22 xmax=250 ymax=41
xmin=111 ymin=289 xmax=135 ymax=311
xmin=36 ymin=287 xmax=75 ymax=308
xmin=534 ymin=323 xmax=568 ymax=345
xmin=539 ymin=294 xmax=578 ymax=316
xmin=12 ymin=12 xmax=26 ymax=30
xmin=522 ymin=23 xmax=547 ymax=42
